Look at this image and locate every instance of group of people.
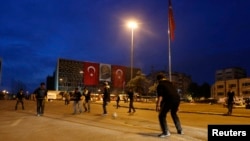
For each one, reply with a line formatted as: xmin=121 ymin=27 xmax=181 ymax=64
xmin=14 ymin=82 xmax=48 ymax=116
xmin=71 ymin=87 xmax=91 ymax=114
xmin=14 ymin=76 xmax=182 ymax=138
xmin=13 ymin=74 xmax=238 ymax=138
xmin=14 ymin=82 xmax=92 ymax=116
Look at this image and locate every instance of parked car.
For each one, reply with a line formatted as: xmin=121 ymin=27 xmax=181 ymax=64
xmin=223 ymin=98 xmax=245 ymax=108
xmin=244 ymin=98 xmax=250 ymax=109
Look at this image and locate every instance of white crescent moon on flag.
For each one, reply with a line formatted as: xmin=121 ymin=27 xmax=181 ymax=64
xmin=87 ymin=66 xmax=96 ymax=77
xmin=115 ymin=69 xmax=123 ymax=79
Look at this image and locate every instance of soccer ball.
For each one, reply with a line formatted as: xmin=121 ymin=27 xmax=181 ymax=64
xmin=112 ymin=112 xmax=118 ymax=118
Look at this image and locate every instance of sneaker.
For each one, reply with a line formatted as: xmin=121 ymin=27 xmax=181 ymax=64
xmin=177 ymin=131 xmax=184 ymax=135
xmin=37 ymin=114 xmax=40 ymax=117
xmin=102 ymin=113 xmax=108 ymax=116
xmin=158 ymin=132 xmax=171 ymax=138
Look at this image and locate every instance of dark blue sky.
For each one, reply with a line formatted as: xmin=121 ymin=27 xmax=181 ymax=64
xmin=1 ymin=0 xmax=250 ymax=93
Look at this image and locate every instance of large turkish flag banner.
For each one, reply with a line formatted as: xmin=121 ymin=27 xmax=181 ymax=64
xmin=83 ymin=62 xmax=99 ymax=86
xmin=112 ymin=65 xmax=126 ymax=88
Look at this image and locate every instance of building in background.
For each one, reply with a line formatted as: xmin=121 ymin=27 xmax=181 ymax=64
xmin=169 ymin=72 xmax=192 ymax=97
xmin=52 ymin=58 xmax=140 ymax=94
xmin=215 ymin=67 xmax=246 ymax=81
xmin=211 ymin=67 xmax=250 ymax=99
xmin=147 ymin=70 xmax=192 ymax=98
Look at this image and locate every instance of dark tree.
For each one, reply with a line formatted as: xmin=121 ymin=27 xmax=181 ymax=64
xmin=187 ymin=82 xmax=199 ymax=98
xmin=199 ymin=83 xmax=211 ymax=98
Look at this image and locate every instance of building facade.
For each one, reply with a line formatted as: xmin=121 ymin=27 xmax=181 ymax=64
xmin=147 ymin=71 xmax=192 ymax=97
xmin=211 ymin=78 xmax=250 ymax=99
xmin=53 ymin=58 xmax=140 ymax=93
xmin=212 ymin=67 xmax=250 ymax=99
xmin=215 ymin=67 xmax=246 ymax=81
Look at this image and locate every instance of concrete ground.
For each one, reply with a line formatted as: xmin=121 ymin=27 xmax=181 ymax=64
xmin=0 ymin=100 xmax=250 ymax=141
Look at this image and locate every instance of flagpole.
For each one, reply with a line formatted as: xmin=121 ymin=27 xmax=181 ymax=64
xmin=168 ymin=25 xmax=172 ymax=82
xmin=167 ymin=0 xmax=175 ymax=82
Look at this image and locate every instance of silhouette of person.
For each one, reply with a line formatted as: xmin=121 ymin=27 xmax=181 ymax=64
xmin=102 ymin=82 xmax=110 ymax=115
xmin=127 ymin=88 xmax=136 ymax=113
xmin=156 ymin=73 xmax=183 ymax=137
xmin=33 ymin=82 xmax=48 ymax=116
xmin=64 ymin=91 xmax=70 ymax=105
xmin=227 ymin=87 xmax=236 ymax=115
xmin=83 ymin=87 xmax=91 ymax=112
xmin=116 ymin=94 xmax=120 ymax=109
xmin=15 ymin=89 xmax=25 ymax=110
xmin=72 ymin=87 xmax=83 ymax=114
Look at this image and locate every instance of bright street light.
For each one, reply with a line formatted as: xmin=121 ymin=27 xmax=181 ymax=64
xmin=127 ymin=21 xmax=138 ymax=29
xmin=127 ymin=21 xmax=138 ymax=80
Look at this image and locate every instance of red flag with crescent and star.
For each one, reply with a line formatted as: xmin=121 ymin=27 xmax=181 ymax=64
xmin=112 ymin=65 xmax=126 ymax=88
xmin=168 ymin=0 xmax=175 ymax=41
xmin=83 ymin=62 xmax=99 ymax=86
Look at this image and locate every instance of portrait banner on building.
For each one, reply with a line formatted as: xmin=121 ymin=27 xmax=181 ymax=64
xmin=83 ymin=62 xmax=99 ymax=86
xmin=99 ymin=63 xmax=111 ymax=82
xmin=112 ymin=65 xmax=126 ymax=88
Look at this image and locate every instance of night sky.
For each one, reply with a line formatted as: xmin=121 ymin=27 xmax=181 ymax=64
xmin=1 ymin=0 xmax=250 ymax=93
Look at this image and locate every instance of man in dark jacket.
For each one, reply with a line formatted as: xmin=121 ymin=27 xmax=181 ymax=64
xmin=15 ymin=89 xmax=25 ymax=110
xmin=73 ymin=87 xmax=83 ymax=114
xmin=127 ymin=88 xmax=136 ymax=113
xmin=102 ymin=82 xmax=110 ymax=115
xmin=227 ymin=87 xmax=235 ymax=115
xmin=156 ymin=73 xmax=183 ymax=137
xmin=33 ymin=82 xmax=48 ymax=116
xmin=83 ymin=87 xmax=91 ymax=112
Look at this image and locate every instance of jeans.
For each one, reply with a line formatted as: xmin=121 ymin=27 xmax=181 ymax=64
xmin=15 ymin=100 xmax=24 ymax=110
xmin=227 ymin=102 xmax=233 ymax=115
xmin=73 ymin=100 xmax=83 ymax=114
xmin=128 ymin=100 xmax=135 ymax=112
xmin=83 ymin=100 xmax=90 ymax=112
xmin=37 ymin=99 xmax=45 ymax=115
xmin=103 ymin=100 xmax=108 ymax=114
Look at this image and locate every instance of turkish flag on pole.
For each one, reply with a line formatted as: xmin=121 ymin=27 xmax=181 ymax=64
xmin=83 ymin=62 xmax=99 ymax=86
xmin=168 ymin=0 xmax=176 ymax=41
xmin=112 ymin=65 xmax=126 ymax=88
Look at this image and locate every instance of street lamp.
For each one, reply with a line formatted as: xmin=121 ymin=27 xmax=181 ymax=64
xmin=79 ymin=71 xmax=84 ymax=89
xmin=59 ymin=78 xmax=63 ymax=91
xmin=127 ymin=21 xmax=138 ymax=80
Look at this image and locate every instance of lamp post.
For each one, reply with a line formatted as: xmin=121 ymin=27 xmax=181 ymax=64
xmin=59 ymin=78 xmax=64 ymax=91
xmin=127 ymin=21 xmax=138 ymax=80
xmin=60 ymin=78 xmax=68 ymax=91
xmin=79 ymin=70 xmax=84 ymax=89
